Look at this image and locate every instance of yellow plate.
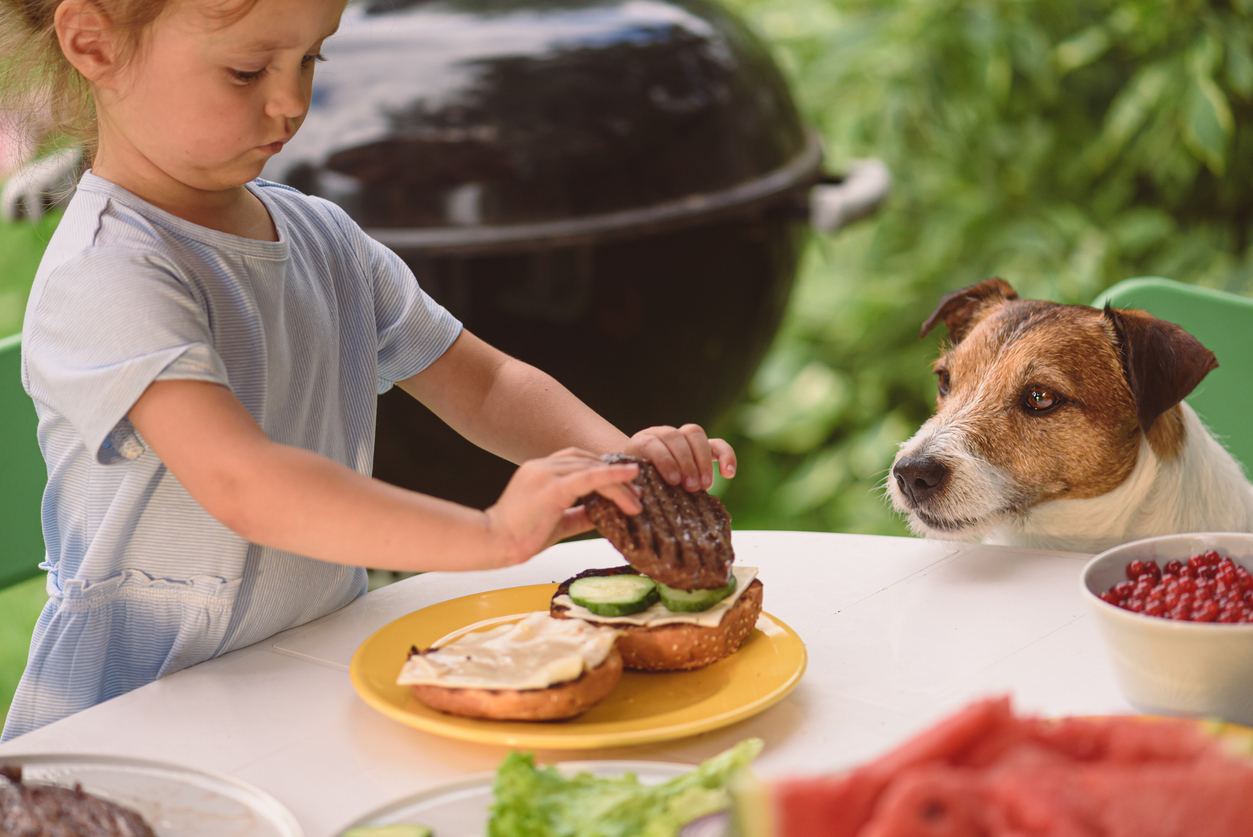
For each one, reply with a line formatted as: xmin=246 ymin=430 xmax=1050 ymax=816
xmin=350 ymin=583 xmax=807 ymax=749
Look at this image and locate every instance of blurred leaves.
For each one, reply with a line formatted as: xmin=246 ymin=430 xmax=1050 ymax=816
xmin=0 ymin=210 xmax=60 ymax=339
xmin=712 ymin=0 xmax=1253 ymax=535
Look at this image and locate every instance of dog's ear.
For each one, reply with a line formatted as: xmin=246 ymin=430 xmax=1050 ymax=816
xmin=1103 ymin=305 xmax=1218 ymax=434
xmin=920 ymin=278 xmax=1018 ymax=341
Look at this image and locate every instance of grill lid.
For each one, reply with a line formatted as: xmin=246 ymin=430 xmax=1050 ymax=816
xmin=264 ymin=0 xmax=812 ymax=248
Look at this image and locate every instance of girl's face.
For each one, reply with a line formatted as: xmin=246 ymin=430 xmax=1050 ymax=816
xmin=97 ymin=0 xmax=346 ymax=194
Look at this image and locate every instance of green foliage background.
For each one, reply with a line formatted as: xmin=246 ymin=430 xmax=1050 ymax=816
xmin=710 ymin=0 xmax=1253 ymax=536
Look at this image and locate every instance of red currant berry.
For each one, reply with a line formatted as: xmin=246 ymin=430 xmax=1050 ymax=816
xmin=1193 ymin=600 xmax=1219 ymax=622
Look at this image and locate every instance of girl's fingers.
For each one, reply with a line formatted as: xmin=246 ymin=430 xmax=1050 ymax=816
xmin=710 ymin=437 xmax=737 ymax=478
xmin=544 ymin=447 xmax=615 ymax=472
xmin=678 ymin=424 xmax=714 ymax=489
xmin=639 ymin=427 xmax=697 ymax=487
xmin=549 ymin=461 xmax=639 ymax=508
xmin=592 ymin=480 xmax=642 ymax=515
xmin=628 ymin=425 xmax=738 ymax=491
xmin=662 ymin=428 xmax=701 ymax=488
xmin=633 ymin=434 xmax=680 ymax=485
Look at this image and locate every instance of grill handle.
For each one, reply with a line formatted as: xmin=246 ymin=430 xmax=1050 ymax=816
xmin=808 ymin=158 xmax=891 ymax=233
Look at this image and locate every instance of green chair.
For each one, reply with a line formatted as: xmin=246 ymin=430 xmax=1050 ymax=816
xmin=1092 ymin=277 xmax=1253 ymax=475
xmin=0 ymin=333 xmax=45 ymax=589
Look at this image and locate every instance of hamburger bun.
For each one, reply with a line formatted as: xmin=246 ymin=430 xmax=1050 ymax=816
xmin=398 ymin=612 xmax=623 ymax=721
xmin=551 ymin=566 xmax=763 ymax=672
xmin=407 ymin=648 xmax=623 ymax=721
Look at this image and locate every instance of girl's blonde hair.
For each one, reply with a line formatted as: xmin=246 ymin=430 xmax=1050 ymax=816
xmin=1 ymin=0 xmax=257 ymax=160
xmin=0 ymin=0 xmax=176 ymax=158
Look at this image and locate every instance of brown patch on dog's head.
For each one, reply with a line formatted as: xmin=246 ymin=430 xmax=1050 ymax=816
xmin=932 ymin=297 xmax=1143 ymax=504
xmin=1144 ymin=406 xmax=1187 ymax=461
xmin=921 ymin=277 xmax=1019 ymax=342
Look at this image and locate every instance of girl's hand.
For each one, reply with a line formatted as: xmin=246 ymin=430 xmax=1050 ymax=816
xmin=484 ymin=449 xmax=641 ymax=568
xmin=624 ymin=424 xmax=737 ymax=492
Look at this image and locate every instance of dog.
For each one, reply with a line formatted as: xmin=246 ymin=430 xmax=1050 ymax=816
xmin=887 ymin=278 xmax=1253 ymax=553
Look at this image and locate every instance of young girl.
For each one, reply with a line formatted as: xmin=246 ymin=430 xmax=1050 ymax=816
xmin=0 ymin=0 xmax=736 ymax=740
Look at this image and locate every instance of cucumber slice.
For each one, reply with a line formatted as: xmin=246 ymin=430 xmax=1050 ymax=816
xmin=568 ymin=574 xmax=659 ymax=616
xmin=658 ymin=574 xmax=738 ymax=612
xmin=341 ymin=826 xmax=433 ymax=837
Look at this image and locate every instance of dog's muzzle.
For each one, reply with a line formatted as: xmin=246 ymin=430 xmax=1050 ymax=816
xmin=892 ymin=454 xmax=950 ymax=508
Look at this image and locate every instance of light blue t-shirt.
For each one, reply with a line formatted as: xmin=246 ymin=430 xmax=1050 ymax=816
xmin=2 ymin=173 xmax=461 ymax=740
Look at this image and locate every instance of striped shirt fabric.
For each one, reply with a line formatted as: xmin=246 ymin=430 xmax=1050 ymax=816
xmin=2 ymin=173 xmax=461 ymax=740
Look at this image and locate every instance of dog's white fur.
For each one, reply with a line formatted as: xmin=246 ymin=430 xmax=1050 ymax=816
xmin=889 ymin=281 xmax=1253 ymax=554
xmin=896 ymin=401 xmax=1253 ymax=554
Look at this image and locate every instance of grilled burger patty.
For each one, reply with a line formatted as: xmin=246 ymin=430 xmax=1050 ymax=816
xmin=552 ymin=566 xmax=763 ymax=671
xmin=581 ymin=454 xmax=734 ymax=590
xmin=0 ymin=766 xmax=157 ymax=837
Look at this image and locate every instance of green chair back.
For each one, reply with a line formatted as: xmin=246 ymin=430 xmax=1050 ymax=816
xmin=1092 ymin=277 xmax=1253 ymax=475
xmin=0 ymin=334 xmax=45 ymax=589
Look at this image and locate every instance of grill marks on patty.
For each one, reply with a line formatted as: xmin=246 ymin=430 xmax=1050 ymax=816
xmin=582 ymin=454 xmax=733 ymax=590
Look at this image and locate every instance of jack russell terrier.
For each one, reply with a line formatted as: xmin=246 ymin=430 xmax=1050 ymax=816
xmin=888 ymin=277 xmax=1253 ymax=554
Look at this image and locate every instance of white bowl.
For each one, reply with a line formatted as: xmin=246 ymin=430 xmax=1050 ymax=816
xmin=1081 ymin=532 xmax=1253 ymax=725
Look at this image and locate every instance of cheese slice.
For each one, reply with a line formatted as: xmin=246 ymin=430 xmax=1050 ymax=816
xmin=553 ymin=566 xmax=759 ymax=628
xmin=396 ymin=612 xmax=620 ymax=691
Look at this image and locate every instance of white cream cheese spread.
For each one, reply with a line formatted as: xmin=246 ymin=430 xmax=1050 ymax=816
xmin=396 ymin=612 xmax=620 ymax=691
xmin=554 ymin=566 xmax=759 ymax=628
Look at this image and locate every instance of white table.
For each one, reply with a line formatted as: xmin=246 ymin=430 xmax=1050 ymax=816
xmin=0 ymin=531 xmax=1127 ymax=835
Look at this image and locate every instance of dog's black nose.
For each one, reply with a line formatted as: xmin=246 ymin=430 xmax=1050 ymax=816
xmin=893 ymin=455 xmax=949 ymax=505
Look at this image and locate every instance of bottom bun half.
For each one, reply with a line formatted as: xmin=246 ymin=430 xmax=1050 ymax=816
xmin=408 ymin=647 xmax=623 ymax=721
xmin=551 ymin=567 xmax=764 ymax=672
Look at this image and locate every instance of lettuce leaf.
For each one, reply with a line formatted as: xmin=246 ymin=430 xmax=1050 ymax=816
xmin=487 ymin=738 xmax=762 ymax=837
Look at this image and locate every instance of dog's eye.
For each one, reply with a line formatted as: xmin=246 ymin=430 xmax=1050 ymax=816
xmin=1023 ymin=387 xmax=1061 ymax=412
xmin=936 ymin=369 xmax=951 ymax=397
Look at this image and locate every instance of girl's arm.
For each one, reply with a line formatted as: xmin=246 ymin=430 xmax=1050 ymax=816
xmin=127 ymin=379 xmax=641 ymax=573
xmin=395 ymin=329 xmax=630 ymax=461
xmin=397 ymin=329 xmax=737 ymax=488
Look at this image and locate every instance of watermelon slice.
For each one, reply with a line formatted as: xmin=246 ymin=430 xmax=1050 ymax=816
xmin=753 ymin=699 xmax=1253 ymax=837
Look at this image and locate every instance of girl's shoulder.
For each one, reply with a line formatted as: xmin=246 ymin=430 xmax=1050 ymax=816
xmin=252 ymin=179 xmax=360 ymax=239
xmin=36 ymin=179 xmax=176 ymax=281
xmin=250 ymin=179 xmax=377 ymax=268
xmin=63 ymin=174 xmax=289 ymax=259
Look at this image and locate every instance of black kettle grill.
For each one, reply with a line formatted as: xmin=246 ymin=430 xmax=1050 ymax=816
xmin=265 ymin=0 xmax=888 ymax=508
